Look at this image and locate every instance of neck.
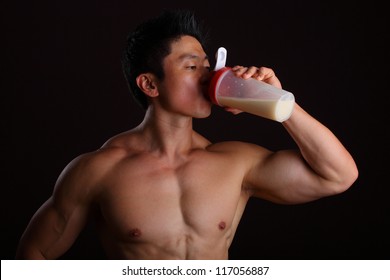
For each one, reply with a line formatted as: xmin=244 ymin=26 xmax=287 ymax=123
xmin=138 ymin=106 xmax=197 ymax=159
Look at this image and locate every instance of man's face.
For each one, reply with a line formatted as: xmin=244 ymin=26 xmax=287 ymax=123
xmin=154 ymin=35 xmax=212 ymax=118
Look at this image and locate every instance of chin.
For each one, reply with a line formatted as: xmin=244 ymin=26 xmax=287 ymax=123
xmin=195 ymin=103 xmax=212 ymax=118
xmin=194 ymin=113 xmax=211 ymax=119
xmin=193 ymin=109 xmax=212 ymax=119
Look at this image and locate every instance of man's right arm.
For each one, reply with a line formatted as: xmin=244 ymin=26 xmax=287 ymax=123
xmin=16 ymin=154 xmax=100 ymax=259
xmin=16 ymin=197 xmax=89 ymax=259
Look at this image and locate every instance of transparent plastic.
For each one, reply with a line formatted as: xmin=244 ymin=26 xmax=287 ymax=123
xmin=209 ymin=67 xmax=295 ymax=122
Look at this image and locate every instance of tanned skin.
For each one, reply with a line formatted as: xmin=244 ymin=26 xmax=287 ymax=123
xmin=16 ymin=36 xmax=358 ymax=260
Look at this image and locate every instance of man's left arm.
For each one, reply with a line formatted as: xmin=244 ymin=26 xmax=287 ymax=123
xmin=237 ymin=66 xmax=358 ymax=204
xmin=244 ymin=102 xmax=358 ymax=204
xmin=283 ymin=103 xmax=358 ymax=193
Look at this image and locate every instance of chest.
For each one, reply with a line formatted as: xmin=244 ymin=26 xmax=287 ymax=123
xmin=97 ymin=152 xmax=248 ymax=241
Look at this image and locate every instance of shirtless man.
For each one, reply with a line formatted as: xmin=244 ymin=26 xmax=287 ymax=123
xmin=16 ymin=10 xmax=358 ymax=260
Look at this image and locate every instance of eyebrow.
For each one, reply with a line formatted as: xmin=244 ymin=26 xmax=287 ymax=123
xmin=178 ymin=53 xmax=209 ymax=61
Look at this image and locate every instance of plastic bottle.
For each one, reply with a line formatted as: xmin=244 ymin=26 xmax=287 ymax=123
xmin=208 ymin=48 xmax=295 ymax=122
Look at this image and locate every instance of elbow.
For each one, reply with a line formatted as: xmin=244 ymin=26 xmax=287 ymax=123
xmin=344 ymin=160 xmax=359 ymax=189
xmin=349 ymin=162 xmax=359 ymax=185
xmin=333 ymin=162 xmax=359 ymax=194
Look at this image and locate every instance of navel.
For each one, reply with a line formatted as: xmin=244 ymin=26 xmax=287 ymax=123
xmin=129 ymin=228 xmax=142 ymax=238
xmin=218 ymin=221 xmax=226 ymax=230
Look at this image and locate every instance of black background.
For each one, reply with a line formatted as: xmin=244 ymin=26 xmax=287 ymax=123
xmin=2 ymin=0 xmax=389 ymax=259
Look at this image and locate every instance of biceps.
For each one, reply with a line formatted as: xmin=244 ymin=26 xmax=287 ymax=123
xmin=18 ymin=197 xmax=88 ymax=259
xmin=246 ymin=150 xmax=325 ymax=204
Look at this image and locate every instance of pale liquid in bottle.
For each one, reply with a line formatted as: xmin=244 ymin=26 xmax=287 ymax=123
xmin=217 ymin=96 xmax=295 ymax=122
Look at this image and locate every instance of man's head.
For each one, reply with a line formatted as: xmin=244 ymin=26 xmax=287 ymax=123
xmin=122 ymin=9 xmax=208 ymax=109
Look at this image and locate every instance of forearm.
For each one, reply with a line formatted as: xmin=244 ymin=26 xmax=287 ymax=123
xmin=16 ymin=219 xmax=64 ymax=260
xmin=16 ymin=198 xmax=84 ymax=260
xmin=16 ymin=242 xmax=47 ymax=260
xmin=283 ymin=103 xmax=358 ymax=188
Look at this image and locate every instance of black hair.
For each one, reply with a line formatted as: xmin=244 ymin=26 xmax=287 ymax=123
xmin=121 ymin=9 xmax=208 ymax=109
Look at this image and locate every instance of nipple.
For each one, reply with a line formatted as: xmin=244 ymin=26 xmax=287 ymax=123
xmin=218 ymin=221 xmax=226 ymax=230
xmin=129 ymin=228 xmax=142 ymax=238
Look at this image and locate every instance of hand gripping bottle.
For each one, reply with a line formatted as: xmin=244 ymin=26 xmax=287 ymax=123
xmin=208 ymin=47 xmax=295 ymax=122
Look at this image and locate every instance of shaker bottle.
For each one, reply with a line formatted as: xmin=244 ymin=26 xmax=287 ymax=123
xmin=208 ymin=48 xmax=295 ymax=122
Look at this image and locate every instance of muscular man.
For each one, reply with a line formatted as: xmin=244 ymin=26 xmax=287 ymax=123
xmin=16 ymin=10 xmax=358 ymax=259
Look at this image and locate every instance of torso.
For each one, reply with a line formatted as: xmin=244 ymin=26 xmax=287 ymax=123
xmin=88 ymin=130 xmax=251 ymax=259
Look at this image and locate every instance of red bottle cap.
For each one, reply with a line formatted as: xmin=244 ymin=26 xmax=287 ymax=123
xmin=208 ymin=67 xmax=232 ymax=105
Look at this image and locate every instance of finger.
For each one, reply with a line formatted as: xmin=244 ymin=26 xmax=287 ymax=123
xmin=242 ymin=66 xmax=259 ymax=79
xmin=232 ymin=66 xmax=248 ymax=77
xmin=224 ymin=106 xmax=243 ymax=115
xmin=256 ymin=66 xmax=282 ymax=88
xmin=231 ymin=65 xmax=243 ymax=71
xmin=257 ymin=66 xmax=274 ymax=80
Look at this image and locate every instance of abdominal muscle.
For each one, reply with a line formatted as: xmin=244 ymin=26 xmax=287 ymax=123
xmin=96 ymin=194 xmax=237 ymax=260
xmin=98 ymin=222 xmax=232 ymax=260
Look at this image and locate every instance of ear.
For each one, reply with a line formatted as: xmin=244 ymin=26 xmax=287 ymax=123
xmin=136 ymin=74 xmax=159 ymax=98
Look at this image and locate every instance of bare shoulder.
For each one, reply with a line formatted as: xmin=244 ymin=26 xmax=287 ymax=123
xmin=204 ymin=141 xmax=272 ymax=175
xmin=53 ymin=131 xmax=140 ymax=200
xmin=207 ymin=140 xmax=271 ymax=157
xmin=63 ymin=146 xmax=127 ymax=178
xmin=192 ymin=131 xmax=271 ymax=160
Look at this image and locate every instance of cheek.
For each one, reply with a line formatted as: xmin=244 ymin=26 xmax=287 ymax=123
xmin=169 ymin=78 xmax=199 ymax=103
xmin=156 ymin=79 xmax=190 ymax=109
xmin=157 ymin=67 xmax=209 ymax=112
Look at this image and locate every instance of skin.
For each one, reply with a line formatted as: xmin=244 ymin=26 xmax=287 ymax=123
xmin=16 ymin=35 xmax=358 ymax=260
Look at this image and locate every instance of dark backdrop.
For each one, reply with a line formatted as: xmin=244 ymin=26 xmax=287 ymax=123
xmin=2 ymin=0 xmax=389 ymax=259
